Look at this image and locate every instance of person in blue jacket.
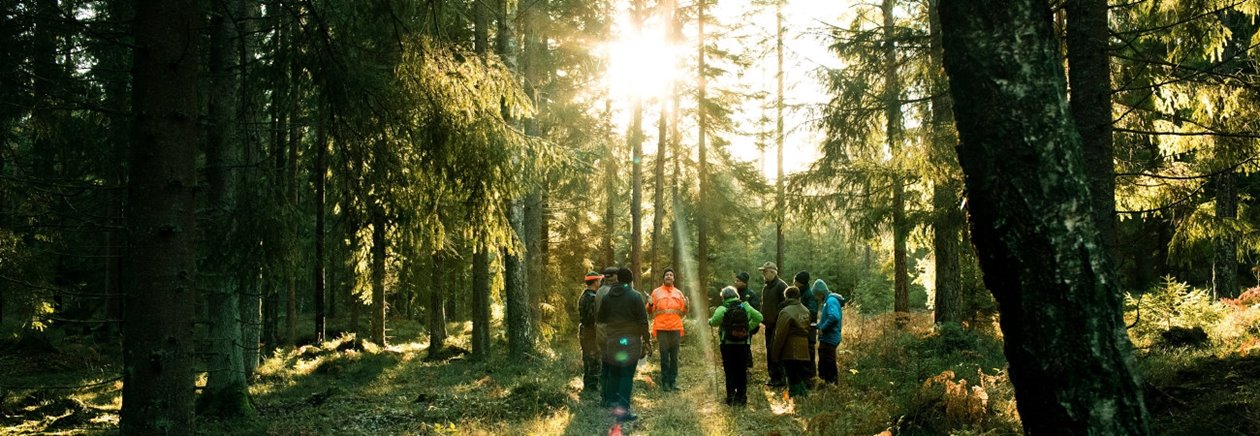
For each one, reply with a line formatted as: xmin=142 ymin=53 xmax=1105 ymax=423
xmin=812 ymin=279 xmax=845 ymax=384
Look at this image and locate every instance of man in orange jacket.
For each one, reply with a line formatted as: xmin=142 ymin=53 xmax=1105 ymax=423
xmin=647 ymin=268 xmax=688 ymax=392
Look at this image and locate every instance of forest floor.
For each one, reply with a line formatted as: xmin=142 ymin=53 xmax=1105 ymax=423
xmin=2 ymin=313 xmax=1259 ymax=435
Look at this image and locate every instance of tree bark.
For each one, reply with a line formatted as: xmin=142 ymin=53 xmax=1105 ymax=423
xmin=370 ymin=207 xmax=387 ymax=345
xmin=937 ymin=0 xmax=1152 ymax=432
xmin=428 ymin=253 xmax=447 ymax=356
xmin=470 ymin=0 xmax=492 ymax=362
xmin=314 ymin=112 xmax=327 ymax=343
xmin=471 ymin=249 xmax=491 ymax=360
xmin=775 ymin=0 xmax=785 ymax=272
xmin=499 ymin=0 xmax=533 ymax=359
xmin=884 ymin=0 xmax=909 ymax=325
xmin=697 ymin=0 xmax=709 ymax=293
xmin=1066 ymin=0 xmax=1116 ymax=264
xmin=1213 ymin=170 xmax=1238 ymax=297
xmin=121 ymin=0 xmax=199 ymax=432
xmin=199 ymin=0 xmax=253 ymax=417
xmin=603 ymin=103 xmax=617 ymax=269
xmin=630 ymin=0 xmax=645 ymax=288
xmin=928 ymin=0 xmax=964 ymax=325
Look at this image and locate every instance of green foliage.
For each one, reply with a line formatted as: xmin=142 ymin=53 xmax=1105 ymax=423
xmin=1125 ymin=276 xmax=1226 ymax=348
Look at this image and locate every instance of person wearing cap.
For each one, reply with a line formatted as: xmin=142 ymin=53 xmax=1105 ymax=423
xmin=792 ymin=270 xmax=819 ymax=382
xmin=647 ymin=267 xmax=688 ymax=392
xmin=758 ymin=261 xmax=789 ymax=387
xmin=709 ymin=286 xmax=763 ymax=406
xmin=771 ymin=286 xmax=812 ymax=398
xmin=577 ymin=271 xmax=604 ymax=396
xmin=812 ymin=279 xmax=845 ymax=384
xmin=596 ymin=267 xmax=650 ymax=422
xmin=734 ymin=271 xmax=760 ymax=368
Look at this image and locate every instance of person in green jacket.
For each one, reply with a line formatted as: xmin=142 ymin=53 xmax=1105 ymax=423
xmin=771 ymin=286 xmax=812 ymax=398
xmin=709 ymin=286 xmax=764 ymax=406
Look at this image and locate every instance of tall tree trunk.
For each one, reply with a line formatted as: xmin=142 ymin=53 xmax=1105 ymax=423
xmin=696 ymin=0 xmax=709 ymax=294
xmin=313 ymin=112 xmax=327 ymax=343
xmin=428 ymin=253 xmax=447 ymax=356
xmin=1214 ymin=170 xmax=1238 ymax=297
xmin=499 ymin=0 xmax=533 ymax=358
xmin=471 ymin=250 xmax=491 ymax=360
xmin=101 ymin=0 xmax=132 ymax=334
xmin=669 ymin=1 xmax=682 ymax=271
xmin=369 ymin=207 xmax=387 ymax=345
xmin=775 ymin=0 xmax=785 ymax=271
xmin=884 ymin=0 xmax=909 ymax=325
xmin=651 ymin=85 xmax=667 ymax=277
xmin=1066 ymin=0 xmax=1116 ymax=265
xmin=937 ymin=0 xmax=1152 ymax=432
xmin=470 ymin=0 xmax=492 ymax=361
xmin=200 ymin=0 xmax=252 ymax=416
xmin=1208 ymin=13 xmax=1255 ymax=299
xmin=928 ymin=0 xmax=964 ymax=325
xmin=603 ymin=99 xmax=617 ymax=268
xmin=522 ymin=0 xmax=546 ymax=333
xmin=121 ymin=0 xmax=199 ymax=432
xmin=630 ymin=0 xmax=645 ymax=288
xmin=286 ymin=51 xmax=300 ymax=346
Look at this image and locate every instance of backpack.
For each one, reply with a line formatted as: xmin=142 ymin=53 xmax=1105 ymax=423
xmin=722 ymin=301 xmax=750 ymax=341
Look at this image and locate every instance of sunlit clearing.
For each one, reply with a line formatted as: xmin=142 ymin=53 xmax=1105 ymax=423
xmin=604 ymin=9 xmax=678 ymax=100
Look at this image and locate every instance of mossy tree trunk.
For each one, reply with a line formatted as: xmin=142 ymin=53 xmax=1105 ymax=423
xmin=937 ymin=0 xmax=1152 ymax=433
xmin=199 ymin=0 xmax=254 ymax=418
xmin=927 ymin=0 xmax=965 ymax=325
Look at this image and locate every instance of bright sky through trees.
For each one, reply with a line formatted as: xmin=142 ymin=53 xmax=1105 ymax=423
xmin=602 ymin=0 xmax=849 ymax=181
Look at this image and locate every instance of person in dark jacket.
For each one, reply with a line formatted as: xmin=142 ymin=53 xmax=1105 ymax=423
xmin=593 ymin=266 xmax=618 ymax=404
xmin=772 ymin=286 xmax=812 ymax=398
xmin=577 ymin=271 xmax=603 ymax=396
xmin=734 ymin=271 xmax=760 ymax=368
xmin=709 ymin=286 xmax=764 ymax=406
xmin=595 ymin=267 xmax=650 ymax=422
xmin=793 ymin=271 xmax=818 ymax=382
xmin=758 ymin=261 xmax=789 ymax=387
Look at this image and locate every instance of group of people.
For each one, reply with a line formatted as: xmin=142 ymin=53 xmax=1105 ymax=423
xmin=576 ymin=261 xmax=846 ymax=421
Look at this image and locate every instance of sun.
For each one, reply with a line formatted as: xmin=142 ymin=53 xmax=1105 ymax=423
xmin=603 ymin=8 xmax=679 ymax=100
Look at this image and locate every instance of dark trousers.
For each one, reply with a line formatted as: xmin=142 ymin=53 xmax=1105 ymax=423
xmin=580 ymin=330 xmax=600 ymax=392
xmin=744 ymin=336 xmax=754 ymax=368
xmin=784 ymin=359 xmax=810 ymax=397
xmin=806 ymin=339 xmax=817 ymax=379
xmin=818 ymin=342 xmax=838 ymax=384
xmin=657 ymin=330 xmax=681 ymax=388
xmin=602 ymin=336 xmax=641 ymax=410
xmin=763 ymin=324 xmax=785 ymax=383
xmin=720 ymin=343 xmax=750 ymax=404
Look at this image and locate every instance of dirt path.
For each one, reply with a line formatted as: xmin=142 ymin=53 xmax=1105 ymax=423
xmin=578 ymin=324 xmax=809 ymax=435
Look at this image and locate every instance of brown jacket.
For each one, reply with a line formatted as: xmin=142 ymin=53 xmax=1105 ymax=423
xmin=771 ymin=298 xmax=811 ymax=362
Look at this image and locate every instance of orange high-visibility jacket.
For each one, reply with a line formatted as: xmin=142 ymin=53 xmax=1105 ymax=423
xmin=647 ymin=285 xmax=688 ymax=337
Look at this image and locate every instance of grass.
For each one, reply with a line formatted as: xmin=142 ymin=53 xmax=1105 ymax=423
xmin=4 ymin=302 xmax=1260 ymax=435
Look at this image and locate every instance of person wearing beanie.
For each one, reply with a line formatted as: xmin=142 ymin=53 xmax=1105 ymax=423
xmin=771 ymin=286 xmax=812 ymax=398
xmin=758 ymin=261 xmax=789 ymax=387
xmin=792 ymin=271 xmax=819 ymax=382
xmin=733 ymin=271 xmax=760 ymax=368
xmin=578 ymin=271 xmax=604 ymax=396
xmin=812 ymin=279 xmax=845 ymax=384
xmin=709 ymin=286 xmax=764 ymax=405
xmin=596 ymin=267 xmax=650 ymax=422
xmin=647 ymin=268 xmax=688 ymax=392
